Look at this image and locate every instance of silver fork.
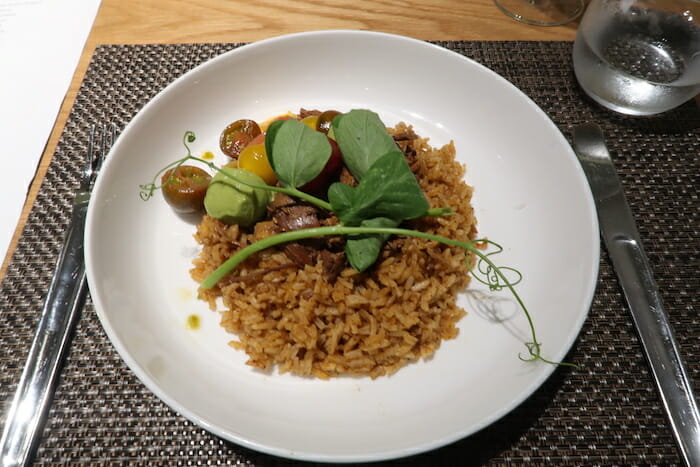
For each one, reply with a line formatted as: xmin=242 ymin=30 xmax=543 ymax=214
xmin=0 ymin=124 xmax=116 ymax=467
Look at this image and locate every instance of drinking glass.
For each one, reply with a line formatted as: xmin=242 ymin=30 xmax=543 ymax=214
xmin=493 ymin=0 xmax=585 ymax=26
xmin=573 ymin=0 xmax=700 ymax=115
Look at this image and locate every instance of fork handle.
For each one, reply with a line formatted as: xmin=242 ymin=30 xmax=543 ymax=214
xmin=0 ymin=202 xmax=89 ymax=467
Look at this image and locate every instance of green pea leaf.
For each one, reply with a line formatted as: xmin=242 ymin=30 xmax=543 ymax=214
xmin=355 ymin=150 xmax=430 ymax=219
xmin=332 ymin=109 xmax=400 ymax=181
xmin=327 ymin=182 xmax=355 ymax=220
xmin=345 ymin=217 xmax=399 ymax=272
xmin=329 ymin=151 xmax=430 ymax=225
xmin=265 ymin=118 xmax=331 ymax=189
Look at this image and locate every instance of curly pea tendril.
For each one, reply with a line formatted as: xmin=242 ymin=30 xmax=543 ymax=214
xmin=140 ymin=131 xmax=579 ymax=370
xmin=469 ymin=240 xmax=578 ymax=368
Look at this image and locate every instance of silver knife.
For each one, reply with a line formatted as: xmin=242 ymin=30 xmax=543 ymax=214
xmin=572 ymin=123 xmax=700 ymax=467
xmin=0 ymin=126 xmax=113 ymax=467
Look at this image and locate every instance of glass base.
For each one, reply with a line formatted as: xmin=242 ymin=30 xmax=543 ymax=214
xmin=493 ymin=0 xmax=585 ymax=26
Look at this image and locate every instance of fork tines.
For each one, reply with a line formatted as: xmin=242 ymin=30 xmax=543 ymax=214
xmin=85 ymin=124 xmax=117 ymax=189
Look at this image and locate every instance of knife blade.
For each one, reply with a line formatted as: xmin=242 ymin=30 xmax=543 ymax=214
xmin=572 ymin=123 xmax=700 ymax=467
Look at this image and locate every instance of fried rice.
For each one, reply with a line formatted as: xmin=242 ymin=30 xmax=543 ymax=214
xmin=190 ymin=122 xmax=477 ymax=379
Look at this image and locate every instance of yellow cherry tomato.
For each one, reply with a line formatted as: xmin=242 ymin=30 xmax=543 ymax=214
xmin=238 ymin=144 xmax=277 ymax=185
xmin=301 ymin=115 xmax=319 ymax=130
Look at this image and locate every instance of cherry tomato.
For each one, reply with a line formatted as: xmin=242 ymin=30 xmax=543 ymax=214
xmin=316 ymin=110 xmax=341 ymax=135
xmin=219 ymin=119 xmax=261 ymax=158
xmin=238 ymin=144 xmax=277 ymax=185
xmin=301 ymin=115 xmax=319 ymax=130
xmin=300 ymin=138 xmax=343 ymax=195
xmin=161 ymin=165 xmax=212 ymax=213
xmin=248 ymin=132 xmax=265 ymax=146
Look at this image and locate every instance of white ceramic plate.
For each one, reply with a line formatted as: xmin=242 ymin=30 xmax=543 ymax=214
xmin=86 ymin=31 xmax=599 ymax=462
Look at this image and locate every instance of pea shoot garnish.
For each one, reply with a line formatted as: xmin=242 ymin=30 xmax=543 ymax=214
xmin=140 ymin=110 xmax=578 ymax=369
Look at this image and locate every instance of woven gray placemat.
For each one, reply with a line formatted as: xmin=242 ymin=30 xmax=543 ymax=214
xmin=0 ymin=41 xmax=698 ymax=466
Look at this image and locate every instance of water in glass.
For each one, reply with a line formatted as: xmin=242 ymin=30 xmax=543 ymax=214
xmin=574 ymin=1 xmax=700 ymax=115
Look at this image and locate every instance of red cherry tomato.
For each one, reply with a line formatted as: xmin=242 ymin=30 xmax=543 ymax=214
xmin=300 ymin=138 xmax=343 ymax=195
xmin=248 ymin=132 xmax=265 ymax=146
xmin=161 ymin=165 xmax=212 ymax=213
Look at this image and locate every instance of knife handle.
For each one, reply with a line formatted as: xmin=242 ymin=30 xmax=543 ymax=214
xmin=607 ymin=235 xmax=700 ymax=466
xmin=0 ymin=205 xmax=89 ymax=467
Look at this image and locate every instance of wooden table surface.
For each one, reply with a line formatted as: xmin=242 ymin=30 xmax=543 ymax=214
xmin=1 ymin=0 xmax=579 ymax=276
